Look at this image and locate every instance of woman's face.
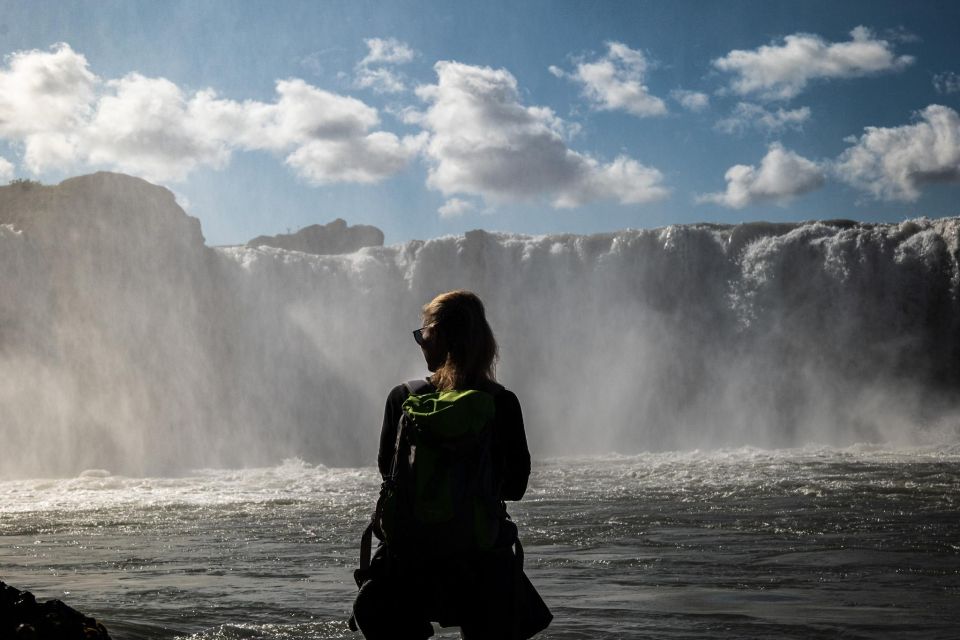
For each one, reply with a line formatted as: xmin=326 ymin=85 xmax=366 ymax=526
xmin=419 ymin=320 xmax=447 ymax=372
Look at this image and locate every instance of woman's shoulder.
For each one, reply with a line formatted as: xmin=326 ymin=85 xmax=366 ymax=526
xmin=491 ymin=384 xmax=521 ymax=412
xmin=386 ymin=378 xmax=517 ymax=404
xmin=386 ymin=378 xmax=433 ymax=401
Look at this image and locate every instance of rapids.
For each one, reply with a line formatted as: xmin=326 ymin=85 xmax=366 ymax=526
xmin=1 ymin=447 xmax=958 ymax=639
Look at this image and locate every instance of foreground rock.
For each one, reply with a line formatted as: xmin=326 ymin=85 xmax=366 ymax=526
xmin=246 ymin=217 xmax=384 ymax=254
xmin=0 ymin=581 xmax=111 ymax=639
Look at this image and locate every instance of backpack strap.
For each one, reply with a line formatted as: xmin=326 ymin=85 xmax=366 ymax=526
xmin=386 ymin=379 xmax=433 ymax=479
xmin=403 ymin=378 xmax=435 ymax=396
xmin=407 ymin=378 xmax=504 ymax=397
xmin=356 ymin=521 xmax=375 ymax=578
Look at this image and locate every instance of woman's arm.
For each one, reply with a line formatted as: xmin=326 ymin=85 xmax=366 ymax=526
xmin=496 ymin=390 xmax=531 ymax=501
xmin=377 ymin=384 xmax=408 ymax=478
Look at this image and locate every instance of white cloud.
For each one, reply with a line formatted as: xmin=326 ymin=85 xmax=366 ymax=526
xmin=713 ymin=26 xmax=914 ymax=100
xmin=360 ymin=38 xmax=415 ymax=66
xmin=416 ymin=61 xmax=668 ymax=209
xmin=21 ymin=131 xmax=82 ymax=174
xmin=558 ymin=42 xmax=667 ymax=117
xmin=0 ymin=43 xmax=419 ymax=185
xmin=698 ymin=143 xmax=824 ymax=208
xmin=0 ymin=43 xmax=96 ymax=138
xmin=553 ymin=154 xmax=669 ymax=208
xmin=438 ymin=197 xmax=474 ymax=218
xmin=355 ymin=67 xmax=406 ymax=94
xmin=715 ymin=102 xmax=811 ymax=135
xmin=834 ymin=104 xmax=960 ymax=201
xmin=249 ymin=79 xmax=381 ymax=149
xmin=286 ymin=131 xmax=426 ymax=185
xmin=0 ymin=156 xmax=14 ymax=181
xmin=211 ymin=79 xmax=424 ymax=184
xmin=80 ymin=74 xmax=232 ymax=181
xmin=387 ymin=105 xmax=426 ymax=126
xmin=933 ymin=71 xmax=960 ymax=95
xmin=671 ymin=89 xmax=709 ymax=112
xmin=354 ymin=38 xmax=415 ymax=94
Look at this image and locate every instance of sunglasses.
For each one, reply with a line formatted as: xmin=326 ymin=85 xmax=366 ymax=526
xmin=412 ymin=323 xmax=436 ymax=346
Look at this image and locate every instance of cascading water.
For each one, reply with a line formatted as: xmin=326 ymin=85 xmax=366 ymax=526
xmin=0 ymin=173 xmax=958 ymax=478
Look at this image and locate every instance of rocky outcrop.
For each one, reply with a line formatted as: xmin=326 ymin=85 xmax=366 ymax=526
xmin=0 ymin=581 xmax=111 ymax=639
xmin=0 ymin=172 xmax=205 ymax=250
xmin=246 ymin=218 xmax=384 ymax=254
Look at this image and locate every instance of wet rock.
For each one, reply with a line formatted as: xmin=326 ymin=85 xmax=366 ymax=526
xmin=0 ymin=581 xmax=111 ymax=640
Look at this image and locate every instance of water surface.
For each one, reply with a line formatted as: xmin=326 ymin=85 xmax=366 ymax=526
xmin=1 ymin=446 xmax=958 ymax=639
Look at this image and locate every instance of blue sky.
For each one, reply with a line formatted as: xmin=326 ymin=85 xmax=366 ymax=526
xmin=0 ymin=0 xmax=958 ymax=245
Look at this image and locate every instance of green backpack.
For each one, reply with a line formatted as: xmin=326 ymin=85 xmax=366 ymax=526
xmin=370 ymin=380 xmax=505 ymax=560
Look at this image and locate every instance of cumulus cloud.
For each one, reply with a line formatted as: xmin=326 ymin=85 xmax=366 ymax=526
xmin=0 ymin=156 xmax=14 ymax=181
xmin=715 ymin=102 xmax=811 ymax=135
xmin=553 ymin=154 xmax=668 ymax=208
xmin=287 ymin=131 xmax=426 ymax=185
xmin=79 ymin=74 xmax=232 ymax=180
xmin=713 ymin=26 xmax=914 ymax=100
xmin=933 ymin=71 xmax=960 ymax=95
xmin=834 ymin=104 xmax=960 ymax=201
xmin=698 ymin=143 xmax=824 ymax=208
xmin=360 ymin=38 xmax=415 ymax=66
xmin=354 ymin=37 xmax=415 ymax=94
xmin=0 ymin=43 xmax=419 ymax=184
xmin=242 ymin=79 xmax=382 ymax=150
xmin=416 ymin=61 xmax=668 ymax=208
xmin=0 ymin=42 xmax=96 ymax=138
xmin=671 ymin=89 xmax=709 ymax=112
xmin=438 ymin=197 xmax=474 ymax=218
xmin=555 ymin=42 xmax=667 ymax=117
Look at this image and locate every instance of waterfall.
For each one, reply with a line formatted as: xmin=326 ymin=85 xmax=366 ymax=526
xmin=1 ymin=173 xmax=957 ymax=477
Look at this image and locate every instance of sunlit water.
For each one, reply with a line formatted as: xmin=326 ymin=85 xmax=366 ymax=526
xmin=1 ymin=446 xmax=958 ymax=639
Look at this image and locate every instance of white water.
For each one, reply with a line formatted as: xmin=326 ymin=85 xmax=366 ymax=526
xmin=1 ymin=447 xmax=958 ymax=639
xmin=0 ymin=174 xmax=958 ymax=477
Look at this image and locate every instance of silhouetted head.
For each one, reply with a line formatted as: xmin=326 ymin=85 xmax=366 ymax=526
xmin=418 ymin=290 xmax=498 ymax=391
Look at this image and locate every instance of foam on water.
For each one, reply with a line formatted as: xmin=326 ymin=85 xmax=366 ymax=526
xmin=0 ymin=459 xmax=376 ymax=515
xmin=2 ymin=447 xmax=957 ymax=639
xmin=2 ymin=445 xmax=956 ymax=516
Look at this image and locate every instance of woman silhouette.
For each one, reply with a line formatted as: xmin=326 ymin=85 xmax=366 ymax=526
xmin=351 ymin=290 xmax=541 ymax=639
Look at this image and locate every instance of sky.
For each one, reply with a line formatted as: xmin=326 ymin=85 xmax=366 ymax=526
xmin=0 ymin=0 xmax=959 ymax=246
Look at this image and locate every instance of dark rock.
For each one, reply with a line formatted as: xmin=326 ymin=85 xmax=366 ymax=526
xmin=247 ymin=218 xmax=384 ymax=255
xmin=0 ymin=581 xmax=111 ymax=640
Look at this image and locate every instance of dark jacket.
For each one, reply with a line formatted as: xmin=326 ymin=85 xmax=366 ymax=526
xmin=353 ymin=380 xmax=548 ymax=638
xmin=378 ymin=379 xmax=532 ymax=504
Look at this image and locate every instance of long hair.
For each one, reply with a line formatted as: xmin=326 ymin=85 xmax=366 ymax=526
xmin=423 ymin=290 xmax=498 ymax=391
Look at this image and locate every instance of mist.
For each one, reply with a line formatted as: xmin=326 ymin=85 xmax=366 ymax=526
xmin=1 ymin=173 xmax=957 ymax=478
